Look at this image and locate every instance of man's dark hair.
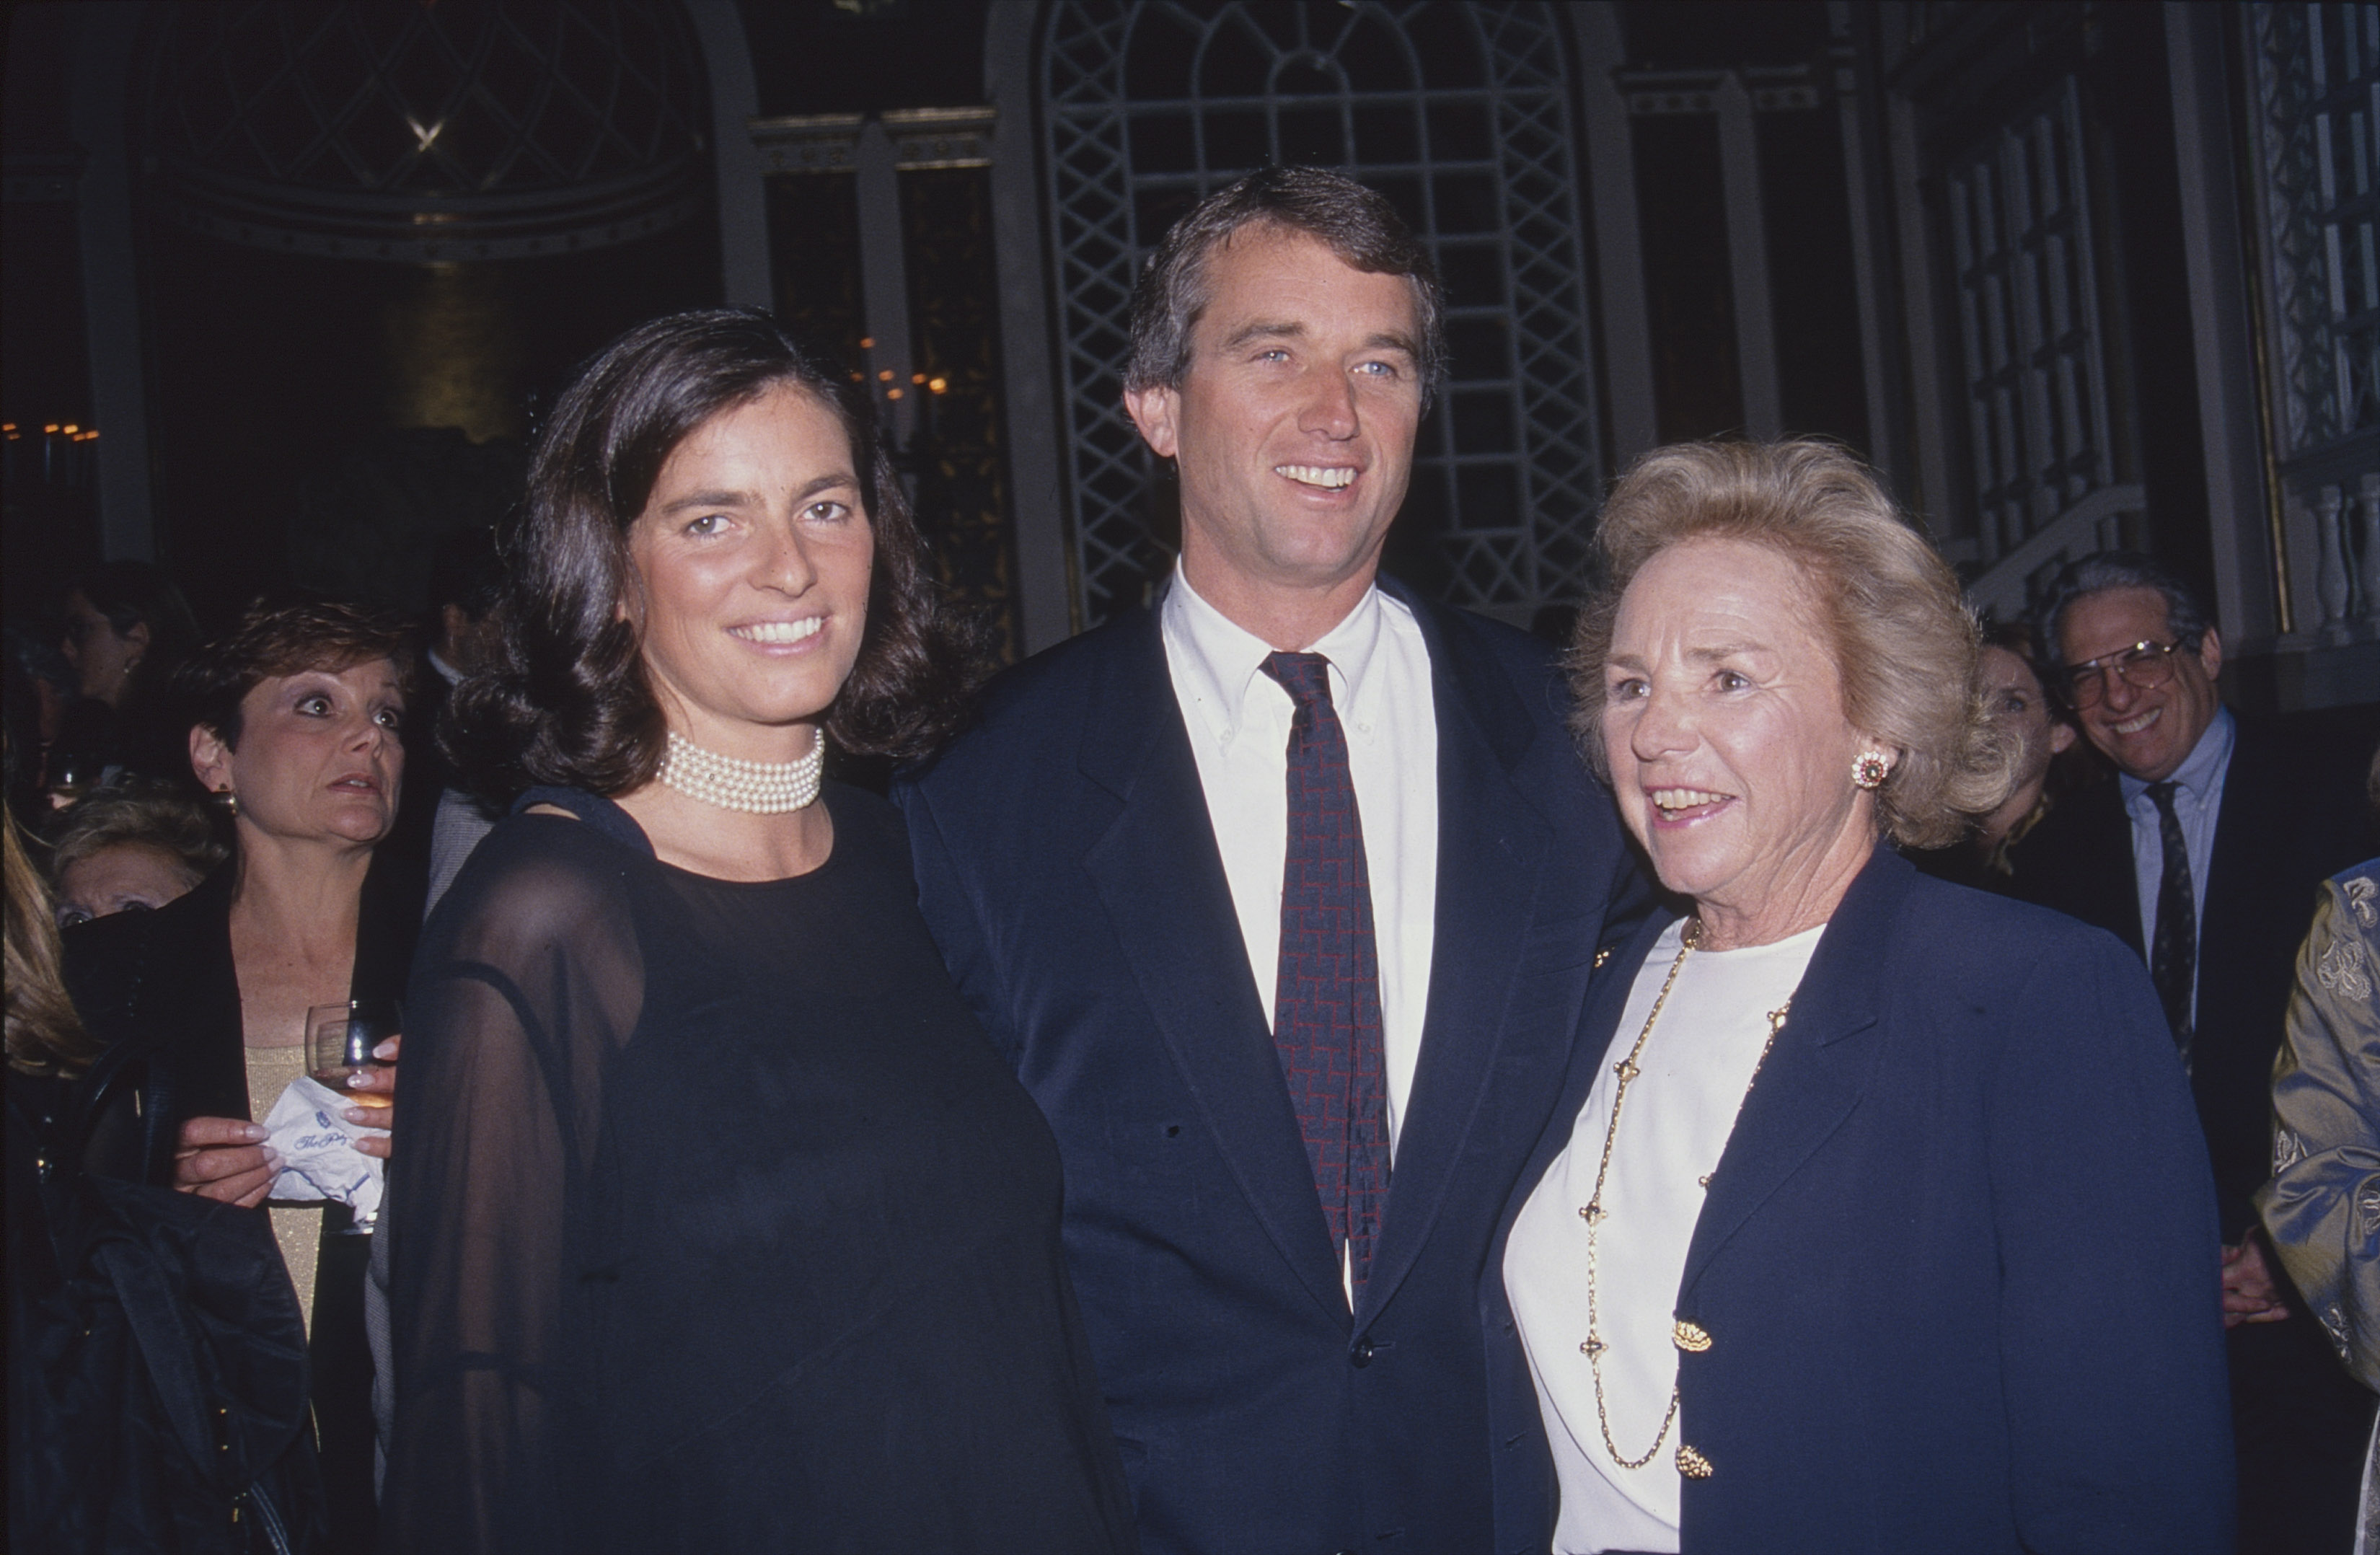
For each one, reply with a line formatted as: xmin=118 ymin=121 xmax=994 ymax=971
xmin=2038 ymin=551 xmax=2216 ymax=665
xmin=427 ymin=524 xmax=506 ymax=622
xmin=1124 ymin=167 xmax=1445 ymax=410
xmin=446 ymin=307 xmax=974 ymax=800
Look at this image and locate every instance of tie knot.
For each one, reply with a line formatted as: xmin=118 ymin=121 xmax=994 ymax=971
xmin=1261 ymin=651 xmax=1336 ymax=710
xmin=2146 ymin=779 xmax=2181 ymax=815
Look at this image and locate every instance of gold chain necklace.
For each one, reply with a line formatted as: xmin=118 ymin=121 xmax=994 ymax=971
xmin=1578 ymin=917 xmax=1791 ymax=1471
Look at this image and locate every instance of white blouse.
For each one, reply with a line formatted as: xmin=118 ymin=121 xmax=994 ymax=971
xmin=1504 ymin=919 xmax=1824 ymax=1553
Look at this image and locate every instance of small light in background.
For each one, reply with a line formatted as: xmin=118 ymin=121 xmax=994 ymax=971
xmin=928 ymin=377 xmax=948 ymax=394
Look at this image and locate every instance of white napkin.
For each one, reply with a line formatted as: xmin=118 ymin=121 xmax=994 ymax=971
xmin=262 ymin=1075 xmax=387 ymax=1224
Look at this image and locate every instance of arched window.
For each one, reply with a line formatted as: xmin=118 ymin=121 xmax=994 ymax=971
xmin=1041 ymin=0 xmax=1603 ymax=628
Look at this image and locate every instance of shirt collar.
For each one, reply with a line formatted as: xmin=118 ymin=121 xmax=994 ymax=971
xmin=2120 ymin=704 xmax=2235 ymax=809
xmin=1160 ymin=564 xmax=1387 ymax=747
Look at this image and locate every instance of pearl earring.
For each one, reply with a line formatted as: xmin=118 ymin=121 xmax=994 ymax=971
xmin=1851 ymin=751 xmax=1891 ymax=790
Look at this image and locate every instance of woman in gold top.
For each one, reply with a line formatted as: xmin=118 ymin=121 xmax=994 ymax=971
xmin=2260 ymin=843 xmax=2380 ymax=1555
xmin=59 ymin=597 xmax=419 ymax=1553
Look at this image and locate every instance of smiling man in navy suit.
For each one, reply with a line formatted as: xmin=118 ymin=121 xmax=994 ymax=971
xmin=894 ymin=168 xmax=1641 ymax=1554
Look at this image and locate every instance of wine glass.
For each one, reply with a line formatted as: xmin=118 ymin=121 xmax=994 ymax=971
xmin=47 ymin=749 xmax=100 ymax=809
xmin=305 ymin=997 xmax=400 ymax=1233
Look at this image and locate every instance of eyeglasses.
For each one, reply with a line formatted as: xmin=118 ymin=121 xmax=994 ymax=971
xmin=2058 ymin=639 xmax=2189 ymax=708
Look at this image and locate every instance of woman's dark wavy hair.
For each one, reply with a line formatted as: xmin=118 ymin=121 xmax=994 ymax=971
xmin=447 ymin=308 xmax=972 ymax=798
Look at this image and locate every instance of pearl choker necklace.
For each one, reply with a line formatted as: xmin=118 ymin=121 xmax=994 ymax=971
xmin=657 ymin=730 xmax=824 ymax=814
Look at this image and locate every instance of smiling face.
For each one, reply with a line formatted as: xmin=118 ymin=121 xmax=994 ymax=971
xmin=1124 ymin=224 xmax=1423 ymax=636
xmin=1601 ymin=537 xmax=1880 ymax=946
xmin=2054 ymin=586 xmax=2223 ymax=783
xmin=625 ymin=384 xmax=873 ymax=759
xmin=190 ymin=658 xmax=407 ymax=848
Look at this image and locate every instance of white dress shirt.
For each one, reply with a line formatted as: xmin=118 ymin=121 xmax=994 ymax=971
xmin=1160 ymin=565 xmax=1439 ymax=1160
xmin=1504 ymin=920 xmax=1825 ymax=1554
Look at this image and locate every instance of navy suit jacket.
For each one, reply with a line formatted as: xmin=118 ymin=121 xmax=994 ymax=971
xmin=894 ymin=580 xmax=1641 ymax=1555
xmin=1486 ymin=847 xmax=2234 ymax=1554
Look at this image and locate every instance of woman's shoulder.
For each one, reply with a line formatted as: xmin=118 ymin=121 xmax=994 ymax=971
xmin=60 ymin=864 xmax=231 ymax=1008
xmin=428 ymin=801 xmax=651 ymax=951
xmin=1891 ymin=860 xmax=2143 ymax=985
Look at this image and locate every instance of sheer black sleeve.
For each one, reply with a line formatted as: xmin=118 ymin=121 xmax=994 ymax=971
xmin=376 ymin=817 xmax=643 ymax=1554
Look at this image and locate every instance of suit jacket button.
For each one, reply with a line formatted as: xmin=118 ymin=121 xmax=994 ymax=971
xmin=1672 ymin=1318 xmax=1712 ymax=1352
xmin=1676 ymin=1442 xmax=1714 ymax=1478
xmin=1350 ymin=1336 xmax=1375 ymax=1368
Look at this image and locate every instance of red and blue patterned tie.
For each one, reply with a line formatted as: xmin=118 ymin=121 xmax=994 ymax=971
xmin=1262 ymin=651 xmax=1390 ymax=1294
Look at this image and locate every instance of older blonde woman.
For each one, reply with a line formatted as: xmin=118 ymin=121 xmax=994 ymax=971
xmin=1492 ymin=442 xmax=2232 ymax=1554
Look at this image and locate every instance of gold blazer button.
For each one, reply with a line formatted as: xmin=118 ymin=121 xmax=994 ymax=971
xmin=1676 ymin=1443 xmax=1714 ymax=1478
xmin=1672 ymin=1318 xmax=1712 ymax=1352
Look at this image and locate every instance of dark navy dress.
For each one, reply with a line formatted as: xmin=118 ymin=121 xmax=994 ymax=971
xmin=377 ymin=783 xmax=1135 ymax=1554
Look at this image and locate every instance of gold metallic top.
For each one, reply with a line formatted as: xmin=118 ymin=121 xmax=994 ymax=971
xmin=2257 ymin=867 xmax=2380 ymax=1393
xmin=247 ymin=1043 xmax=319 ymax=1334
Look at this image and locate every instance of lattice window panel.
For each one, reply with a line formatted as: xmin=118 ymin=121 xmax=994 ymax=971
xmin=2246 ymin=3 xmax=2380 ymax=459
xmin=1039 ymin=0 xmax=1603 ymax=629
xmin=1942 ymin=77 xmax=2117 ymax=565
xmin=136 ymin=0 xmax=708 ymax=259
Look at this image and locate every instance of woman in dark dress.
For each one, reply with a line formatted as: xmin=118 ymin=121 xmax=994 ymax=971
xmin=377 ymin=310 xmax=1137 ymax=1554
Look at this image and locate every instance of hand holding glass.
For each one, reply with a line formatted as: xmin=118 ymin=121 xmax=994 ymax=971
xmin=307 ymin=998 xmax=399 ymax=1233
xmin=308 ymin=997 xmax=399 ymax=1104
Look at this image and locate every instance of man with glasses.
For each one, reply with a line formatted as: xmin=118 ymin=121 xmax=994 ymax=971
xmin=2011 ymin=550 xmax=2374 ymax=1554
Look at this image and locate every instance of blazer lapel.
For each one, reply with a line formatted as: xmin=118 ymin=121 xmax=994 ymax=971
xmin=1678 ymin=845 xmax=1903 ymax=1298
xmin=1359 ymin=590 xmax=1555 ymax=1322
xmin=1077 ymin=608 xmax=1349 ymax=1323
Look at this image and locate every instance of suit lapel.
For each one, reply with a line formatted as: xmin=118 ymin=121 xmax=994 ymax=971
xmin=1678 ymin=845 xmax=1902 ymax=1298
xmin=1077 ymin=608 xmax=1350 ymax=1323
xmin=1359 ymin=591 xmax=1553 ymax=1323
xmin=2198 ymin=728 xmax=2277 ymax=964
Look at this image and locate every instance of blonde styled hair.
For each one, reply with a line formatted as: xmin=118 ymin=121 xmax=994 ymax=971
xmin=7 ymin=806 xmax=97 ymax=1076
xmin=1569 ymin=439 xmax=2012 ymax=850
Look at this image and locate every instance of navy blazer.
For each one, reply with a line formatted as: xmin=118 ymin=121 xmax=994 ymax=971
xmin=1487 ymin=846 xmax=2235 ymax=1554
xmin=895 ymin=580 xmax=1642 ymax=1555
